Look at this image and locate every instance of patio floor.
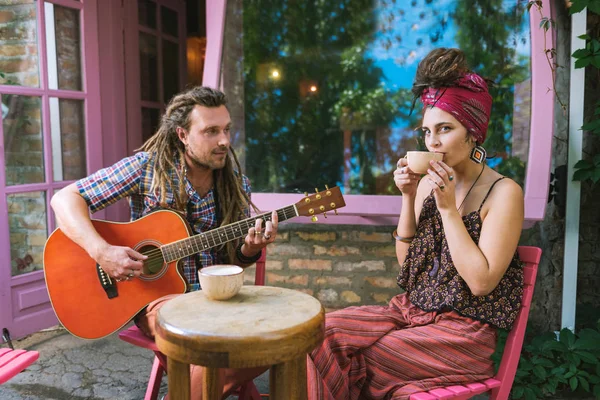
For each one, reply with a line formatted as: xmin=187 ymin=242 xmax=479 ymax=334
xmin=1 ymin=325 xmax=499 ymax=400
xmin=0 ymin=325 xmax=269 ymax=400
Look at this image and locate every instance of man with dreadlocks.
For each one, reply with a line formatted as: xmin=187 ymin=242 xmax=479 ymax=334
xmin=51 ymin=86 xmax=276 ymax=398
xmin=305 ymin=48 xmax=525 ymax=399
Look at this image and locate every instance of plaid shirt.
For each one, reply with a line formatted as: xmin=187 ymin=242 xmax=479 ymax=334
xmin=76 ymin=152 xmax=251 ymax=289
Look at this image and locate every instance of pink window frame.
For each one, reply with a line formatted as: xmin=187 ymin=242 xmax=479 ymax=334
xmin=0 ymin=0 xmax=102 ymax=337
xmin=204 ymin=0 xmax=554 ymax=225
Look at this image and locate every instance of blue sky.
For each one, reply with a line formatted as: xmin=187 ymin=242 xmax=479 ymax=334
xmin=365 ymin=0 xmax=531 ymax=95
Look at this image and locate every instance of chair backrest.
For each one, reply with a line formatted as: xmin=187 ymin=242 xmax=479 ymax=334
xmin=490 ymin=245 xmax=542 ymax=400
xmin=254 ymin=247 xmax=267 ymax=286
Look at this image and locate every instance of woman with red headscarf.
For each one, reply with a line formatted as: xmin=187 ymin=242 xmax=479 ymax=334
xmin=307 ymin=48 xmax=525 ymax=399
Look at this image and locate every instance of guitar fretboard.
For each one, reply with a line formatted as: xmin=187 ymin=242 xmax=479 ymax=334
xmin=160 ymin=205 xmax=297 ymax=262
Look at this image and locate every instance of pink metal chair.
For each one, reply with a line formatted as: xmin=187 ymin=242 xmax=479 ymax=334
xmin=118 ymin=249 xmax=267 ymax=400
xmin=0 ymin=348 xmax=40 ymax=385
xmin=409 ymin=246 xmax=542 ymax=400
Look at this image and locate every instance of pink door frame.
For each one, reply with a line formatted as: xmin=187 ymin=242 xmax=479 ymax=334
xmin=204 ymin=0 xmax=555 ymax=225
xmin=0 ymin=0 xmax=103 ymax=340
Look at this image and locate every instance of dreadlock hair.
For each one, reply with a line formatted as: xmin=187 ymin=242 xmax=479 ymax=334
xmin=139 ymin=86 xmax=256 ymax=264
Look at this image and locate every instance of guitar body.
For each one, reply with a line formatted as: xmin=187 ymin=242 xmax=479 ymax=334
xmin=43 ymin=210 xmax=190 ymax=340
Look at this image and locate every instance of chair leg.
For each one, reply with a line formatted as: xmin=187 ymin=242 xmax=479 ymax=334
xmin=237 ymin=381 xmax=263 ymax=400
xmin=145 ymin=356 xmax=165 ymax=400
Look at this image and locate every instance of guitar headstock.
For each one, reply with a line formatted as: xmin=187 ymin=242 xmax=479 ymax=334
xmin=295 ymin=186 xmax=346 ymax=221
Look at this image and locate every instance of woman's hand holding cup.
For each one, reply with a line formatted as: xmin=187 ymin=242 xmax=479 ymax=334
xmin=394 ymin=157 xmax=421 ymax=197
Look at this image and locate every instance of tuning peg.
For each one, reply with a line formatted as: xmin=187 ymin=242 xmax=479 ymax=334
xmin=323 ymin=212 xmax=328 ymax=218
xmin=325 ymin=184 xmax=329 ymax=190
xmin=315 ymin=188 xmax=319 ymax=193
xmin=334 ymin=209 xmax=338 ymax=215
xmin=311 ymin=215 xmax=318 ymax=222
xmin=304 ymin=192 xmax=310 ymax=203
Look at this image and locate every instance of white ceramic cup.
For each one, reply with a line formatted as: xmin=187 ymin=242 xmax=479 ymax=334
xmin=406 ymin=151 xmax=444 ymax=174
xmin=198 ymin=265 xmax=244 ymax=300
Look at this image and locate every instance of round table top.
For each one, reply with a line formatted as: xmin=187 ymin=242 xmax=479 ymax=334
xmin=155 ymin=285 xmax=325 ymax=368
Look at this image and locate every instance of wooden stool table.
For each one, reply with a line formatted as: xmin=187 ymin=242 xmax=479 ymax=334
xmin=155 ymin=285 xmax=325 ymax=400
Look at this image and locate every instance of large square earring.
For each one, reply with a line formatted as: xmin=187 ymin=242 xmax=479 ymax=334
xmin=470 ymin=145 xmax=486 ymax=164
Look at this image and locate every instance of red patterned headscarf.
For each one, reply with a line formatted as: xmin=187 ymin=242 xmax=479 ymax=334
xmin=420 ymin=73 xmax=492 ymax=144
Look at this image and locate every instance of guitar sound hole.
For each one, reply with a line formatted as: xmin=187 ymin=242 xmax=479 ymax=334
xmin=139 ymin=244 xmax=165 ymax=276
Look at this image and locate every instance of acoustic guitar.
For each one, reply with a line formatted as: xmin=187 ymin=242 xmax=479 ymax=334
xmin=43 ymin=186 xmax=345 ymax=340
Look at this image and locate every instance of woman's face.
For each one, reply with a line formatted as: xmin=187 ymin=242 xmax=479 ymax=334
xmin=421 ymin=106 xmax=474 ymax=167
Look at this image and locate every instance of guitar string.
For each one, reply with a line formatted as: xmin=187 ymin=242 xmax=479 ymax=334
xmin=136 ymin=206 xmax=301 ymax=264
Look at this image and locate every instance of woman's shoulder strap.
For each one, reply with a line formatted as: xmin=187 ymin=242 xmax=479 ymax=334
xmin=477 ymin=177 xmax=506 ymax=212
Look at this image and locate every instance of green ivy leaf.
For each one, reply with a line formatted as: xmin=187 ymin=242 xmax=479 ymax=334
xmin=594 ymin=384 xmax=600 ymax=398
xmin=575 ymin=350 xmax=598 ymax=364
xmin=566 ymin=363 xmax=578 ymax=378
xmin=579 ymin=328 xmax=600 ymax=345
xmin=573 ymin=168 xmax=592 ymax=182
xmin=593 ymin=168 xmax=600 ymax=184
xmin=512 ymin=385 xmax=525 ymax=399
xmin=573 ymin=48 xmax=592 ymax=58
xmin=569 ymin=0 xmax=588 ymax=14
xmin=552 ymin=366 xmax=567 ymax=375
xmin=589 ymin=1 xmax=600 ymax=14
xmin=535 ymin=357 xmax=555 ymax=368
xmin=524 ymin=387 xmax=537 ymax=400
xmin=580 ymin=376 xmax=591 ymax=392
xmin=575 ymin=58 xmax=592 ymax=68
xmin=533 ymin=365 xmax=547 ymax=379
xmin=571 ymin=375 xmax=579 ymax=391
xmin=544 ymin=339 xmax=568 ymax=353
xmin=574 ymin=159 xmax=594 ymax=169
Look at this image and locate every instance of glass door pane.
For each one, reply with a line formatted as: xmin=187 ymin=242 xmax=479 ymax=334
xmin=2 ymin=95 xmax=44 ymax=186
xmin=45 ymin=3 xmax=83 ymax=91
xmin=0 ymin=1 xmax=40 ymax=87
xmin=140 ymin=32 xmax=159 ymax=101
xmin=136 ymin=1 xmax=184 ymax=140
xmin=50 ymin=98 xmax=86 ymax=181
xmin=7 ymin=191 xmax=48 ymax=277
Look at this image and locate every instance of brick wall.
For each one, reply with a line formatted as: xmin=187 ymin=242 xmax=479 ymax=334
xmin=244 ymin=223 xmax=403 ymax=309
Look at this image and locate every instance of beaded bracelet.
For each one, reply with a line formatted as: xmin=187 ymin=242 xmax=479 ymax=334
xmin=235 ymin=242 xmax=262 ymax=264
xmin=392 ymin=229 xmax=414 ymax=244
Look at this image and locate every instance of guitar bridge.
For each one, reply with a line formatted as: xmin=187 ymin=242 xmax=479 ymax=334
xmin=97 ymin=264 xmax=118 ymax=299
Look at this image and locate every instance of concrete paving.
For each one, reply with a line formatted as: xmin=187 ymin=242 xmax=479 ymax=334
xmin=1 ymin=325 xmax=491 ymax=400
xmin=0 ymin=324 xmax=269 ymax=400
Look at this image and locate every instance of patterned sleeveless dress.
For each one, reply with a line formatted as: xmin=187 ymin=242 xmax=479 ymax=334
xmin=307 ymin=178 xmax=524 ymax=400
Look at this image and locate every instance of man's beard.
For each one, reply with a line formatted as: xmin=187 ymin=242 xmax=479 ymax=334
xmin=188 ymin=148 xmax=228 ymax=170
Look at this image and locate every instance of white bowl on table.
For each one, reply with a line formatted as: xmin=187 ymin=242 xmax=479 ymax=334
xmin=198 ymin=265 xmax=244 ymax=300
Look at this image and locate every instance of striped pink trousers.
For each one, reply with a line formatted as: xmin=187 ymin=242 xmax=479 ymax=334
xmin=307 ymin=293 xmax=497 ymax=400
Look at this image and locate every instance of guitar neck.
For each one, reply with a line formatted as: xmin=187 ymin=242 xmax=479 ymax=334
xmin=161 ymin=204 xmax=298 ymax=262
